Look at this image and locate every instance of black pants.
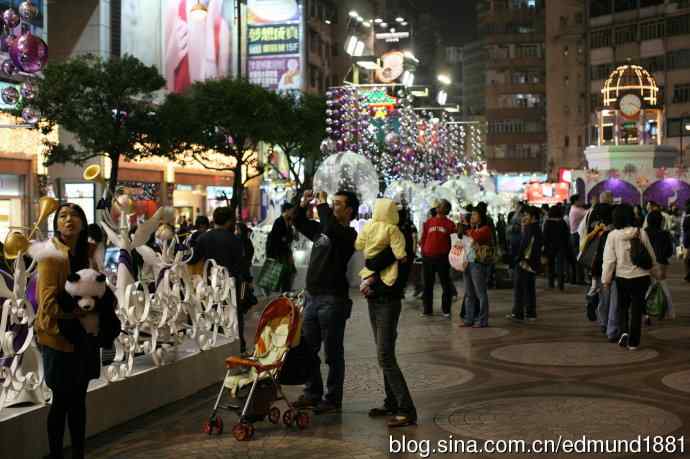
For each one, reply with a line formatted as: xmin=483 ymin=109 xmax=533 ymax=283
xmin=570 ymin=233 xmax=584 ymax=284
xmin=615 ymin=276 xmax=651 ymax=347
xmin=422 ymin=256 xmax=454 ymax=315
xmin=48 ymin=383 xmax=88 ymax=459
xmin=367 ymin=295 xmax=416 ymax=419
xmin=512 ymin=266 xmax=536 ymax=319
xmin=547 ymin=249 xmax=567 ymax=290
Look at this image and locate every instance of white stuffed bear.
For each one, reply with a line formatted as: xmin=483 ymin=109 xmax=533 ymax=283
xmin=64 ymin=269 xmax=107 ymax=336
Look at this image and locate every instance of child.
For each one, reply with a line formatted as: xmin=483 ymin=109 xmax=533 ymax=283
xmin=356 ymin=199 xmax=407 ymax=295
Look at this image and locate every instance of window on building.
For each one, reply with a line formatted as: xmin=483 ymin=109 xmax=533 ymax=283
xmin=667 ymin=118 xmax=690 ymax=137
xmin=309 ymin=65 xmax=319 ymax=88
xmin=591 ymin=29 xmax=611 ymax=48
xmin=640 ymin=20 xmax=665 ymax=40
xmin=640 ymin=55 xmax=665 ymax=73
xmin=667 ymin=14 xmax=690 ymax=36
xmin=640 ymin=0 xmax=664 ymax=7
xmin=563 ymin=46 xmax=569 ymax=56
xmin=560 ymin=16 xmax=567 ymax=27
xmin=564 ymin=76 xmax=569 ymax=86
xmin=590 ymin=63 xmax=612 ymax=80
xmin=614 ymin=0 xmax=637 ymax=12
xmin=310 ymin=0 xmax=318 ymax=18
xmin=615 ymin=24 xmax=637 ymax=44
xmin=565 ymin=136 xmax=570 ymax=147
xmin=578 ymin=135 xmax=582 ymax=147
xmin=515 ymin=44 xmax=540 ymax=58
xmin=575 ymin=12 xmax=584 ymax=24
xmin=668 ymin=49 xmax=690 ymax=70
xmin=673 ymin=83 xmax=690 ymax=103
xmin=590 ymin=0 xmax=612 ymax=17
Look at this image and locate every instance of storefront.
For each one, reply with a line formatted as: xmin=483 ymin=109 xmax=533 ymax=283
xmin=0 ymin=172 xmax=27 ymax=241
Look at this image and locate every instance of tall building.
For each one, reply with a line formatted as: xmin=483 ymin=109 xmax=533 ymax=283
xmin=462 ymin=40 xmax=488 ymax=116
xmin=545 ymin=0 xmax=588 ymax=177
xmin=304 ymin=0 xmax=340 ymax=94
xmin=478 ymin=0 xmax=547 ymax=173
xmin=586 ymin=0 xmax=690 ymax=161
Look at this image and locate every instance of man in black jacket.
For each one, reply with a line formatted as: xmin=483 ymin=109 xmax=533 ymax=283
xmin=509 ymin=206 xmax=542 ymax=321
xmin=265 ymin=203 xmax=296 ymax=292
xmin=292 ymin=189 xmax=358 ymax=414
xmin=188 ymin=207 xmax=251 ymax=352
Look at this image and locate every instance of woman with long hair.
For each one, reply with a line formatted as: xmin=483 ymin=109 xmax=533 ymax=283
xmin=602 ymin=204 xmax=657 ymax=350
xmin=645 ymin=210 xmax=675 ymax=319
xmin=32 ymin=203 xmax=119 ymax=459
xmin=459 ymin=208 xmax=492 ymax=328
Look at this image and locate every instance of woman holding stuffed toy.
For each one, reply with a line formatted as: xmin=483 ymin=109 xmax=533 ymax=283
xmin=32 ymin=203 xmax=120 ymax=459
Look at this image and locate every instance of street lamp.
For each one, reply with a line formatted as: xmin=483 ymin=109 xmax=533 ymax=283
xmin=437 ymin=90 xmax=448 ymax=105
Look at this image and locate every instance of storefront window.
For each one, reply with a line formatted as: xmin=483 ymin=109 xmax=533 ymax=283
xmin=0 ymin=174 xmax=24 ymax=241
xmin=206 ymin=186 xmax=233 ymax=215
xmin=64 ymin=182 xmax=96 ymax=224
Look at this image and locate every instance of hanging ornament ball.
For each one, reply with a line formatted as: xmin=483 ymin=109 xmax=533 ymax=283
xmin=313 ymin=151 xmax=379 ymax=207
xmin=19 ymin=80 xmax=34 ymax=99
xmin=1 ymin=85 xmax=19 ymax=104
xmin=320 ymin=138 xmax=337 ymax=155
xmin=21 ymin=106 xmax=39 ymax=124
xmin=18 ymin=1 xmax=38 ymax=21
xmin=1 ymin=34 xmax=17 ymax=53
xmin=9 ymin=32 xmax=48 ymax=73
xmin=2 ymin=8 xmax=20 ymax=28
xmin=385 ymin=132 xmax=401 ymax=147
xmin=1 ymin=59 xmax=16 ymax=75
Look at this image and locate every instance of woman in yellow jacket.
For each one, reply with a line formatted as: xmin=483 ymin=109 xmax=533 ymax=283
xmin=31 ymin=203 xmax=118 ymax=459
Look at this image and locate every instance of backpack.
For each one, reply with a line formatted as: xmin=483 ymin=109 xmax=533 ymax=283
xmin=630 ymin=232 xmax=653 ymax=270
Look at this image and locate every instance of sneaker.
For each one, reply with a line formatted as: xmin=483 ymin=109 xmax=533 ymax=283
xmin=618 ymin=333 xmax=629 ymax=348
xmin=526 ymin=317 xmax=537 ymax=322
xmin=387 ymin=414 xmax=417 ymax=427
xmin=420 ymin=312 xmax=432 ymax=318
xmin=293 ymin=395 xmax=319 ymax=409
xmin=368 ymin=406 xmax=397 ymax=417
xmin=313 ymin=400 xmax=341 ymax=415
xmin=506 ymin=314 xmax=524 ymax=321
xmin=442 ymin=313 xmax=451 ymax=319
xmin=627 ymin=346 xmax=638 ymax=351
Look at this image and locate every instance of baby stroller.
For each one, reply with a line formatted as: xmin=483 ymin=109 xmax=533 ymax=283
xmin=204 ymin=292 xmax=311 ymax=441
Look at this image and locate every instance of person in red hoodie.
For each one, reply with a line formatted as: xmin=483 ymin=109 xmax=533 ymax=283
xmin=420 ymin=199 xmax=457 ymax=317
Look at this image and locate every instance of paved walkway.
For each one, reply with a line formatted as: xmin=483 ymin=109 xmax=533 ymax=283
xmin=85 ymin=265 xmax=690 ymax=458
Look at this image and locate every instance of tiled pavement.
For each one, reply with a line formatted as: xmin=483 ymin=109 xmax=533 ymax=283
xmin=84 ymin=265 xmax=690 ymax=458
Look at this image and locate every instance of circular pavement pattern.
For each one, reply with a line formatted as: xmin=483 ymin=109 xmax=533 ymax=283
xmin=662 ymin=369 xmax=690 ymax=394
xmin=342 ymin=361 xmax=474 ymax=400
xmin=97 ymin=435 xmax=387 ymax=459
xmin=490 ymin=342 xmax=658 ymax=366
xmin=436 ymin=396 xmax=683 ymax=441
xmin=648 ymin=327 xmax=690 ymax=341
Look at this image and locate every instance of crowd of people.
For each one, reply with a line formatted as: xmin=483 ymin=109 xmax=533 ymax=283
xmin=29 ymin=189 xmax=687 ymax=457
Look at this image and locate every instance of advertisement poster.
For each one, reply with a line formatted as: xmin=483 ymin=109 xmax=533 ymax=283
xmin=0 ymin=1 xmax=43 ymax=34
xmin=525 ymin=182 xmax=570 ymax=205
xmin=121 ymin=0 xmax=236 ymax=94
xmin=246 ymin=0 xmax=303 ymax=92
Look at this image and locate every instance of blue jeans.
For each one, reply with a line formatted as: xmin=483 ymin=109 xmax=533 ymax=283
xmin=302 ymin=294 xmax=351 ymax=405
xmin=464 ymin=262 xmax=490 ymax=326
xmin=367 ymin=295 xmax=416 ymax=419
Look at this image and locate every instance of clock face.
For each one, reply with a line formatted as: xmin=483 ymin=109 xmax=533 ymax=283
xmin=619 ymin=94 xmax=642 ymax=118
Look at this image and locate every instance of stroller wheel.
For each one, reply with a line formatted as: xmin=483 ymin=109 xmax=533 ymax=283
xmin=232 ymin=422 xmax=253 ymax=441
xmin=268 ymin=406 xmax=281 ymax=424
xmin=203 ymin=416 xmax=223 ymax=435
xmin=282 ymin=409 xmax=295 ymax=426
xmin=296 ymin=411 xmax=310 ymax=430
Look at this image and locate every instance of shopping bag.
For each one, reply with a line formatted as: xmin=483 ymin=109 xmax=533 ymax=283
xmin=449 ymin=243 xmax=468 ymax=272
xmin=256 ymin=258 xmax=287 ymax=292
xmin=645 ymin=282 xmax=667 ymax=319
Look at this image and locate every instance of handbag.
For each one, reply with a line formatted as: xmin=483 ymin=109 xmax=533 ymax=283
xmin=256 ymin=258 xmax=287 ymax=292
xmin=645 ymin=282 xmax=667 ymax=318
xmin=476 ymin=244 xmax=496 ymax=265
xmin=630 ymin=232 xmax=653 ymax=270
xmin=578 ymin=234 xmax=602 ymax=271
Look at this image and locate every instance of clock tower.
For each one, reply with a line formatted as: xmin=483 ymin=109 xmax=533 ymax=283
xmin=584 ymin=63 xmax=678 ymax=170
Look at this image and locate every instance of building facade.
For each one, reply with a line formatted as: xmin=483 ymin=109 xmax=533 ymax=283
xmin=478 ymin=0 xmax=547 ymax=173
xmin=545 ymin=0 xmax=588 ymax=178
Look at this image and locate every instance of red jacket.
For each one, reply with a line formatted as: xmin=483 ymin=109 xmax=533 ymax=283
xmin=465 ymin=225 xmax=492 ymax=245
xmin=421 ymin=216 xmax=456 ymax=257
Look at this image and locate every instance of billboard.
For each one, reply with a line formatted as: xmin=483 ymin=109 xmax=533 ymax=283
xmin=525 ymin=182 xmax=570 ymax=205
xmin=121 ymin=0 xmax=237 ymax=93
xmin=246 ymin=0 xmax=303 ymax=92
